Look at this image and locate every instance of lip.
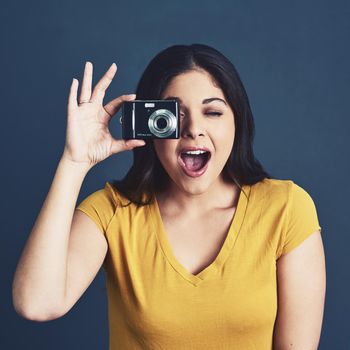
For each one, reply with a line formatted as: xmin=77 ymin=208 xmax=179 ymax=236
xmin=177 ymin=149 xmax=211 ymax=178
xmin=178 ymin=146 xmax=212 ymax=155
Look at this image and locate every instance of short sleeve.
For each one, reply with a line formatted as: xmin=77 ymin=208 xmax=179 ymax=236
xmin=277 ymin=182 xmax=322 ymax=257
xmin=76 ymin=182 xmax=118 ymax=237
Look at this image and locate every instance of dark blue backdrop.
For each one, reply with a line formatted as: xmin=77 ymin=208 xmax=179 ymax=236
xmin=2 ymin=0 xmax=348 ymax=349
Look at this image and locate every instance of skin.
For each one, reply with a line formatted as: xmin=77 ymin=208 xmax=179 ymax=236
xmin=153 ymin=68 xmax=240 ymax=216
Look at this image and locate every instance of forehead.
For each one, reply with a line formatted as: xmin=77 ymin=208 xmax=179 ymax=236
xmin=161 ymin=69 xmax=224 ymax=99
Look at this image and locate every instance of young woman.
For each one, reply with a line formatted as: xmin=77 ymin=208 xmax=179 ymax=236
xmin=12 ymin=44 xmax=326 ymax=349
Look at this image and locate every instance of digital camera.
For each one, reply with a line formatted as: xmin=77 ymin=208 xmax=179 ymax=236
xmin=120 ymin=99 xmax=180 ymax=139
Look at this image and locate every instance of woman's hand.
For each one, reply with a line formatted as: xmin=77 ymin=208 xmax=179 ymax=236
xmin=62 ymin=61 xmax=145 ymax=168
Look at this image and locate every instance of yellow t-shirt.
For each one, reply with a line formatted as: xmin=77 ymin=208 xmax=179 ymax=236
xmin=76 ymin=178 xmax=321 ymax=350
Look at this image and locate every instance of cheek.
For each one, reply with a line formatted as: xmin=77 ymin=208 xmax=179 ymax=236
xmin=214 ymin=122 xmax=235 ymax=157
xmin=217 ymin=117 xmax=235 ymax=137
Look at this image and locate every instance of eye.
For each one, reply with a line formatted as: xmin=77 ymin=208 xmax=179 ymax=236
xmin=205 ymin=111 xmax=222 ymax=116
xmin=179 ymin=111 xmax=223 ymax=118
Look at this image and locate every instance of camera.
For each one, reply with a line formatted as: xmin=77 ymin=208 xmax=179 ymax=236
xmin=120 ymin=99 xmax=180 ymax=139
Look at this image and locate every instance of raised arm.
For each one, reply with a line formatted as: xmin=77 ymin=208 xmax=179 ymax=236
xmin=12 ymin=61 xmax=145 ymax=321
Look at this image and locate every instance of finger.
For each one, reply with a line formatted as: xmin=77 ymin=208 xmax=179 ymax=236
xmin=90 ymin=63 xmax=117 ymax=103
xmin=110 ymin=138 xmax=146 ymax=154
xmin=68 ymin=78 xmax=79 ymax=112
xmin=79 ymin=61 xmax=93 ymax=103
xmin=103 ymin=93 xmax=136 ymax=120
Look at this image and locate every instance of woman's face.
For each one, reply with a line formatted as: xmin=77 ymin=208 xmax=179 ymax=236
xmin=153 ymin=69 xmax=235 ymax=195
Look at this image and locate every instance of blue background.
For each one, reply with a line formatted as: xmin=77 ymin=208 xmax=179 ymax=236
xmin=2 ymin=0 xmax=349 ymax=349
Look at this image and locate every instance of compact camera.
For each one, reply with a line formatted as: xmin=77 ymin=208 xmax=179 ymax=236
xmin=120 ymin=99 xmax=180 ymax=139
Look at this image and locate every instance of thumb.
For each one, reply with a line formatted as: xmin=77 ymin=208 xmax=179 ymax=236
xmin=110 ymin=139 xmax=146 ymax=154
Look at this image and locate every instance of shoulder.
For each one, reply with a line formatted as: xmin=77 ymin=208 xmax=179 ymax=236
xmin=252 ymin=178 xmax=314 ymax=205
xmin=77 ymin=182 xmax=121 ymax=210
xmin=76 ymin=182 xmax=152 ymax=237
xmin=104 ymin=182 xmax=151 ymax=214
xmin=254 ymin=177 xmax=320 ymax=229
xmin=246 ymin=178 xmax=321 ymax=260
xmin=251 ymin=178 xmax=292 ymax=204
xmin=75 ymin=181 xmax=136 ymax=222
xmin=75 ymin=182 xmax=121 ymax=235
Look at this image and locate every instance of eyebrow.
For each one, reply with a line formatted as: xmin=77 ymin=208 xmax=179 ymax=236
xmin=163 ymin=96 xmax=227 ymax=106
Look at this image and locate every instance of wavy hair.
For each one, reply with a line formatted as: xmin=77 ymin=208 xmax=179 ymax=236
xmin=111 ymin=43 xmax=273 ymax=207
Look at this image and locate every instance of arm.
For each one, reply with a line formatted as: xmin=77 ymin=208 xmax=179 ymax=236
xmin=273 ymin=230 xmax=326 ymax=350
xmin=12 ymin=61 xmax=144 ymax=321
xmin=12 ymin=157 xmax=91 ymax=320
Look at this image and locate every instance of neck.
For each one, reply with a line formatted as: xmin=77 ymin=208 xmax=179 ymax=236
xmin=156 ymin=176 xmax=241 ymax=217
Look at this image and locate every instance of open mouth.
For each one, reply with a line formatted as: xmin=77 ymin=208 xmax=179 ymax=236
xmin=178 ymin=151 xmax=211 ymax=177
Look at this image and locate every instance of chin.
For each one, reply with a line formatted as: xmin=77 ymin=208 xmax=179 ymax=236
xmin=166 ymin=164 xmax=221 ymax=195
xmin=177 ymin=178 xmax=214 ymax=195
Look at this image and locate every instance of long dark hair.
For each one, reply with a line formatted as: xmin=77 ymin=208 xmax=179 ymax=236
xmin=111 ymin=43 xmax=273 ymax=207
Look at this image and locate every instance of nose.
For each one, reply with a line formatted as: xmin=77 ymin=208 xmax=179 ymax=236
xmin=180 ymin=112 xmax=206 ymax=139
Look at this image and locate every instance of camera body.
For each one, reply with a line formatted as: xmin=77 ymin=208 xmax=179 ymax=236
xmin=121 ymin=99 xmax=180 ymax=139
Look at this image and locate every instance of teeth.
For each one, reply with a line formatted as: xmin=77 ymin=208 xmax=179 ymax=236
xmin=183 ymin=150 xmax=207 ymax=155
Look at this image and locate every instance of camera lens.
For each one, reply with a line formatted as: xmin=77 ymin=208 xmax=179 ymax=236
xmin=148 ymin=109 xmax=177 ymax=138
xmin=156 ymin=118 xmax=167 ymax=129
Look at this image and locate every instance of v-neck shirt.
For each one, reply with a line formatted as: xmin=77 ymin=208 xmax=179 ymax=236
xmin=151 ymin=184 xmax=250 ymax=286
xmin=76 ymin=178 xmax=321 ymax=350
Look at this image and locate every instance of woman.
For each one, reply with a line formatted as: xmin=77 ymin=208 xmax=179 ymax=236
xmin=12 ymin=44 xmax=326 ymax=349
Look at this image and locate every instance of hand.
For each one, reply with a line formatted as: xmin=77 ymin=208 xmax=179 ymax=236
xmin=62 ymin=61 xmax=145 ymax=168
